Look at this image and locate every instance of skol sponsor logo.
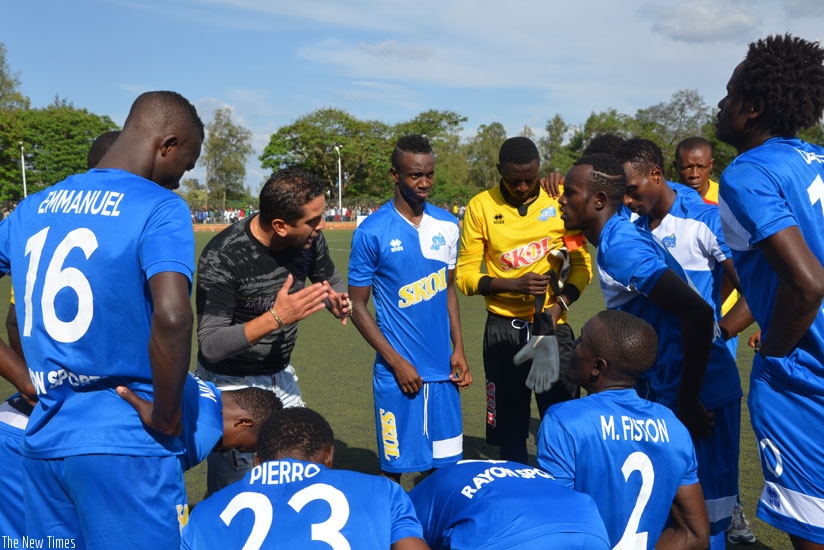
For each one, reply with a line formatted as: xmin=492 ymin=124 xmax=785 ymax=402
xmin=486 ymin=381 xmax=497 ymax=427
xmin=499 ymin=237 xmax=551 ymax=271
xmin=380 ymin=408 xmax=401 ymax=460
xmin=397 ymin=267 xmax=447 ymax=308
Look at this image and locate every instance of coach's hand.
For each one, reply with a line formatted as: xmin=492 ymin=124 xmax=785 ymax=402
xmin=325 ymin=284 xmax=352 ymax=326
xmin=273 ymin=274 xmax=330 ymax=325
xmin=116 ymin=385 xmax=182 ymax=436
xmin=392 ymin=358 xmax=423 ymax=395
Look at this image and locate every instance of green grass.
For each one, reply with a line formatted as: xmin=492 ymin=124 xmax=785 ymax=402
xmin=0 ymin=227 xmax=786 ymax=548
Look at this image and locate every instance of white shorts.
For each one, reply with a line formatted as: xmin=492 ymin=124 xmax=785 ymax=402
xmin=195 ymin=363 xmax=305 ymax=409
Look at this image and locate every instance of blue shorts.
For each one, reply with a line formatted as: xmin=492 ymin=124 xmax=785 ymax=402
xmin=373 ymin=366 xmax=462 ymax=473
xmin=694 ymin=397 xmax=740 ymax=535
xmin=749 ymin=360 xmax=824 ymax=544
xmin=24 ymin=454 xmax=186 ymax=549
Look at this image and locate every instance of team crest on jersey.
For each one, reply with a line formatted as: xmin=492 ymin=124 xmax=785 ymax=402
xmin=538 ymin=206 xmax=557 ymax=221
xmin=390 ymin=238 xmax=403 ymax=252
xmin=661 ymin=233 xmax=677 ymax=248
xmin=430 ymin=232 xmax=446 ymax=251
xmin=493 ymin=213 xmax=505 ymax=224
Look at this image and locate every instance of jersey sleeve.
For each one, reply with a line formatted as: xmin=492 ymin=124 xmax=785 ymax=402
xmin=347 ymin=225 xmax=379 ymax=288
xmin=721 ymin=161 xmax=798 ymax=245
xmin=456 ymin=197 xmax=487 ymax=296
xmin=601 ymin=231 xmax=668 ymax=297
xmin=536 ymin=411 xmax=577 ymax=489
xmin=387 ymin=479 xmax=426 ymax=543
xmin=140 ymin=196 xmax=195 ymax=285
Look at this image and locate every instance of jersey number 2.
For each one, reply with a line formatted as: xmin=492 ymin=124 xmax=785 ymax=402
xmin=613 ymin=451 xmax=654 ymax=550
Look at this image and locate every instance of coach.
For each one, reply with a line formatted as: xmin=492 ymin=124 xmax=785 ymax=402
xmin=194 ymin=168 xmax=350 ymax=496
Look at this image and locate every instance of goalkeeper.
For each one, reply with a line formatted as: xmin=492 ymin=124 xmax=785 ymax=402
xmin=456 ymin=136 xmax=592 ymax=464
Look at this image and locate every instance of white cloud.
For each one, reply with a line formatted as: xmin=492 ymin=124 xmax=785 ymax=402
xmin=641 ymin=1 xmax=761 ymax=43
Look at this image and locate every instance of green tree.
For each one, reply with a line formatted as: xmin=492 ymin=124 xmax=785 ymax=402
xmin=466 ymin=122 xmax=506 ymax=189
xmin=260 ymin=108 xmax=393 ymax=202
xmin=177 ymin=177 xmax=206 ymax=212
xmin=203 ymin=107 xmax=253 ymax=209
xmin=539 ymin=114 xmax=580 ymax=175
xmin=634 ymin=89 xmax=712 ymax=178
xmin=0 ymin=43 xmax=29 ymax=111
xmin=3 ymin=98 xmax=117 ymax=200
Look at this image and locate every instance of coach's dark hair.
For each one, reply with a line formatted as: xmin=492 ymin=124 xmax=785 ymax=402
xmin=615 ymin=138 xmax=665 ymax=176
xmin=583 ymin=133 xmax=626 ymax=156
xmin=737 ymin=34 xmax=824 ymax=136
xmin=591 ymin=310 xmax=658 ymax=379
xmin=498 ymin=136 xmax=539 ymax=166
xmin=87 ymin=130 xmax=121 ymax=169
xmin=123 ymin=91 xmax=204 ymax=141
xmin=223 ymin=387 xmax=283 ymax=427
xmin=391 ymin=135 xmax=433 ymax=169
xmin=257 ymin=408 xmax=334 ymax=462
xmin=259 ymin=169 xmax=326 ymax=226
xmin=572 ymin=153 xmax=627 ymax=209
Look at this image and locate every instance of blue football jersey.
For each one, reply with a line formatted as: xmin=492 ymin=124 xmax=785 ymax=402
xmin=597 ymin=215 xmax=741 ymax=409
xmin=180 ymin=374 xmax=223 ymax=471
xmin=181 ymin=458 xmax=424 ymax=548
xmin=538 ymin=390 xmax=699 ymax=549
xmin=348 ymin=202 xmax=459 ymax=381
xmin=0 ymin=168 xmax=195 ymax=458
xmin=634 ymin=186 xmax=731 ymax=320
xmin=720 ymin=137 xmax=824 ymax=391
xmin=409 ymin=459 xmax=610 ymax=549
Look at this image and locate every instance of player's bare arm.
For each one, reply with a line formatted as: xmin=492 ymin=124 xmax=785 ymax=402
xmin=446 ymin=271 xmax=471 ymax=389
xmin=717 ymin=258 xmax=755 ymax=339
xmin=758 ymin=226 xmax=824 ymax=357
xmin=146 ymin=271 xmax=194 ymax=436
xmin=243 ymin=273 xmax=330 ymax=345
xmin=392 ymin=537 xmax=432 ymax=550
xmin=0 ymin=337 xmax=36 ymax=405
xmin=656 ymin=483 xmax=710 ymax=550
xmin=349 ymin=284 xmax=423 ymax=395
xmin=648 ymin=270 xmax=715 ymax=438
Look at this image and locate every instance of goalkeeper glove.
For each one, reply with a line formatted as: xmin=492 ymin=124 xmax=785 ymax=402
xmin=513 ymin=305 xmax=560 ymax=393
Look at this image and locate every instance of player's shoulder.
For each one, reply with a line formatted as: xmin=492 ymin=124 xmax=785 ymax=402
xmin=424 ymin=203 xmax=458 ymax=224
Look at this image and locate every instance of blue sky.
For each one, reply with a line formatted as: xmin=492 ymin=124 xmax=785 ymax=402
xmin=3 ymin=0 xmax=824 ymax=192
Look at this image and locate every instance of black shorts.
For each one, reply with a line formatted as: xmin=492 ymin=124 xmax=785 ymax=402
xmin=483 ymin=312 xmax=577 ymax=446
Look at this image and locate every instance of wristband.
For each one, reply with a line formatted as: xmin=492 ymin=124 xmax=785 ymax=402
xmin=556 ymin=296 xmax=570 ymax=312
xmin=269 ymin=307 xmax=284 ymax=329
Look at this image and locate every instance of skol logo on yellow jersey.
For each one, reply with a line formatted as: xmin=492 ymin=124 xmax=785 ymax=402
xmin=499 ymin=237 xmax=552 ymax=271
xmin=380 ymin=408 xmax=401 ymax=460
xmin=397 ymin=267 xmax=447 ymax=308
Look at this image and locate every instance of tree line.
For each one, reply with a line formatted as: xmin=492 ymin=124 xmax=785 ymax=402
xmin=3 ymin=41 xmax=824 ymax=210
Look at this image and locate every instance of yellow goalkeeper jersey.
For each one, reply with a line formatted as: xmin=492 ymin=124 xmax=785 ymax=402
xmin=457 ymin=185 xmax=592 ymax=321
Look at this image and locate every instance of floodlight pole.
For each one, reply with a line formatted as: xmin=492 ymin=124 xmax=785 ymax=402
xmin=333 ymin=145 xmax=342 ymax=212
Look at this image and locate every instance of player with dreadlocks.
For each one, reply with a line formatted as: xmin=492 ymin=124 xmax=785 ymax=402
xmin=717 ymin=34 xmax=824 ymax=549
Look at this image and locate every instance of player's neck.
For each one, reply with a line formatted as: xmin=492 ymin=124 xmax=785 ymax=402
xmin=649 ymin=186 xmax=676 ymax=229
xmin=392 ymin=195 xmax=425 ymax=226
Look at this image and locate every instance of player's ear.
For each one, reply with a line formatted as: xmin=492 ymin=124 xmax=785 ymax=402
xmin=271 ymin=218 xmax=289 ymax=238
xmin=321 ymin=443 xmax=335 ymax=469
xmin=158 ymin=135 xmax=178 ymax=157
xmin=590 ymin=357 xmax=607 ymax=383
xmin=234 ymin=415 xmax=254 ymax=429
